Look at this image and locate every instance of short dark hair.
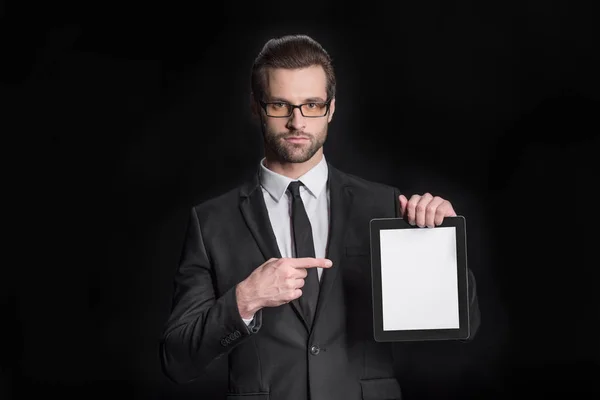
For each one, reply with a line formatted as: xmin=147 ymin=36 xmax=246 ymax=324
xmin=251 ymin=34 xmax=336 ymax=103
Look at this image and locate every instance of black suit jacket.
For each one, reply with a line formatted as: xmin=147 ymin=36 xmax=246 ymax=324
xmin=160 ymin=163 xmax=481 ymax=400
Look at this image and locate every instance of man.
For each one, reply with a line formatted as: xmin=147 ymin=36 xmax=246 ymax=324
xmin=160 ymin=34 xmax=480 ymax=400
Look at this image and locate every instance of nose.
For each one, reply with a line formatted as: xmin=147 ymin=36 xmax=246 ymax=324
xmin=286 ymin=107 xmax=306 ymax=131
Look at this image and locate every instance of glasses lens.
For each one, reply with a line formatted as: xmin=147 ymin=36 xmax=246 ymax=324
xmin=265 ymin=103 xmax=292 ymax=117
xmin=301 ymin=103 xmax=328 ymax=117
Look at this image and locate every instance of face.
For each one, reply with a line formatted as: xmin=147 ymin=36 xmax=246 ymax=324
xmin=257 ymin=65 xmax=335 ymax=164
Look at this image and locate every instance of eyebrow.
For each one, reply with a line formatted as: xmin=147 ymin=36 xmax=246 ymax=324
xmin=267 ymin=96 xmax=327 ymax=103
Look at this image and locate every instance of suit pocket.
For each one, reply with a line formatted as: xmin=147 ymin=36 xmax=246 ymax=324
xmin=360 ymin=377 xmax=402 ymax=400
xmin=226 ymin=393 xmax=269 ymax=400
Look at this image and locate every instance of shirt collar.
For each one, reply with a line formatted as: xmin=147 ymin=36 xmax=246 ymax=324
xmin=259 ymin=155 xmax=329 ymax=202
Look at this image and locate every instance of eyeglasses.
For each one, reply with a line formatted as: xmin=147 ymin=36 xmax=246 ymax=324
xmin=259 ymin=100 xmax=331 ymax=118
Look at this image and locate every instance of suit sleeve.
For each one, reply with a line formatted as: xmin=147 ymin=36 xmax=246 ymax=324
xmin=159 ymin=207 xmax=263 ymax=384
xmin=392 ymin=187 xmax=481 ymax=340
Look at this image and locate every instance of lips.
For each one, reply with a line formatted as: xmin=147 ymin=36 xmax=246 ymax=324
xmin=284 ymin=136 xmax=310 ymax=141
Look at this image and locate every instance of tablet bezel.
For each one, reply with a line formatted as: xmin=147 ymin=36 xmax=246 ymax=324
xmin=369 ymin=216 xmax=470 ymax=342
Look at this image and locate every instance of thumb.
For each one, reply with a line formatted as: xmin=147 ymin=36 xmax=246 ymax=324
xmin=399 ymin=194 xmax=408 ymax=217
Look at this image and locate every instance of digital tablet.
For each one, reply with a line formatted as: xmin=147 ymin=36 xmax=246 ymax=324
xmin=369 ymin=216 xmax=470 ymax=342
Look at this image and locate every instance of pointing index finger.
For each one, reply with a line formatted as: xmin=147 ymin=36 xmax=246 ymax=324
xmin=288 ymin=258 xmax=333 ymax=268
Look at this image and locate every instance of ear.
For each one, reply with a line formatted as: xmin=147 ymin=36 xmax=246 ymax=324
xmin=327 ymin=97 xmax=336 ymax=123
xmin=250 ymin=93 xmax=258 ymax=116
xmin=250 ymin=93 xmax=262 ymax=123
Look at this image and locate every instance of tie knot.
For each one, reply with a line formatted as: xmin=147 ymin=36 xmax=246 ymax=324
xmin=287 ymin=181 xmax=303 ymax=197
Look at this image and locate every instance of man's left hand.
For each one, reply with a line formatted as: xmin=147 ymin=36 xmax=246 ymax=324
xmin=399 ymin=193 xmax=457 ymax=228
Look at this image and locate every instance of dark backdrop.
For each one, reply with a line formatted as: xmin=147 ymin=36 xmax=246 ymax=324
xmin=3 ymin=1 xmax=599 ymax=399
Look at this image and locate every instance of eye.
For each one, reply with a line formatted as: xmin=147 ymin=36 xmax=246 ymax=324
xmin=306 ymin=103 xmax=318 ymax=109
xmin=272 ymin=102 xmax=287 ymax=108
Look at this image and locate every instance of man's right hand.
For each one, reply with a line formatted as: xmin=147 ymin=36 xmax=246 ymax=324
xmin=236 ymin=257 xmax=333 ymax=319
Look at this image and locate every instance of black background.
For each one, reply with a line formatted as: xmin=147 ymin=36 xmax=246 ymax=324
xmin=3 ymin=1 xmax=599 ymax=399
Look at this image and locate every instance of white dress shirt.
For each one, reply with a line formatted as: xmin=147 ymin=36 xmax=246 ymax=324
xmin=242 ymin=155 xmax=330 ymax=324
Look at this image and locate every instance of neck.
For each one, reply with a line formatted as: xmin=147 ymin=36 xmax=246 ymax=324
xmin=264 ymin=150 xmax=324 ymax=179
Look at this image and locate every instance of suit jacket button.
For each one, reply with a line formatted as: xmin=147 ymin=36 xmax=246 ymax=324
xmin=309 ymin=345 xmax=320 ymax=355
xmin=220 ymin=339 xmax=228 ymax=347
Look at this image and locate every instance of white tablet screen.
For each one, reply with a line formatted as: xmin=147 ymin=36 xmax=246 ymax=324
xmin=379 ymin=227 xmax=460 ymax=331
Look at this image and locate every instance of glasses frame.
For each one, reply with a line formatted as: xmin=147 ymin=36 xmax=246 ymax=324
xmin=259 ymin=99 xmax=332 ymax=118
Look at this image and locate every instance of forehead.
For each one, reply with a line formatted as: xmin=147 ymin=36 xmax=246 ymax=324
xmin=264 ymin=65 xmax=327 ymax=101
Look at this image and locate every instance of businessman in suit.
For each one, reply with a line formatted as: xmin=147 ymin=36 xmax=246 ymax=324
xmin=160 ymin=34 xmax=480 ymax=400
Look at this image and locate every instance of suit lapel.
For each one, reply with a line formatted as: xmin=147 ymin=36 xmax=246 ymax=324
xmin=312 ymin=165 xmax=353 ymax=330
xmin=239 ymin=171 xmax=311 ymax=331
xmin=239 ymin=173 xmax=281 ymax=261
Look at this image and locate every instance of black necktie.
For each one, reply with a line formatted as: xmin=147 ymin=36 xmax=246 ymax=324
xmin=287 ymin=181 xmax=319 ymax=327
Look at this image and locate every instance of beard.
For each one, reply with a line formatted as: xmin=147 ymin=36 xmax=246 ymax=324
xmin=263 ymin=127 xmax=327 ymax=163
